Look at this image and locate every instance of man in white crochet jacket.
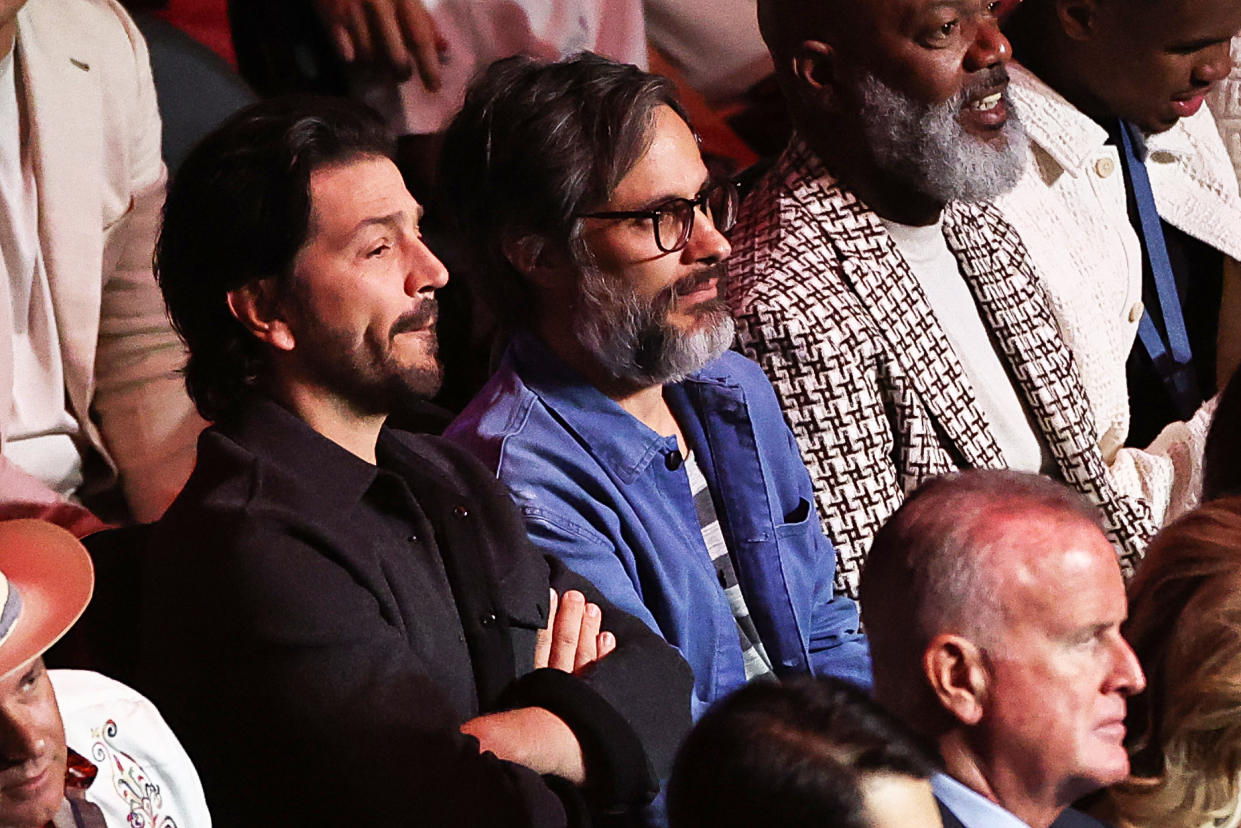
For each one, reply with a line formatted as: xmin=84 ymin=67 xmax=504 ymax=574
xmin=996 ymin=0 xmax=1241 ymax=525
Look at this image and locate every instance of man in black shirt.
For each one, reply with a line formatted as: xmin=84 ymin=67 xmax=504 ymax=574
xmin=139 ymin=96 xmax=692 ymax=827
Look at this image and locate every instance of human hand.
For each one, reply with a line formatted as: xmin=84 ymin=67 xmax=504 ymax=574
xmin=460 ymin=707 xmax=586 ymax=783
xmin=534 ymin=589 xmax=617 ymax=674
xmin=311 ymin=0 xmax=447 ymax=89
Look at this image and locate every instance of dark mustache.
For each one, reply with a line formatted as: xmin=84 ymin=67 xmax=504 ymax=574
xmin=389 ymin=300 xmax=438 ymax=339
xmin=671 ymin=262 xmax=727 ymax=297
xmin=961 ymin=66 xmax=1009 ymax=101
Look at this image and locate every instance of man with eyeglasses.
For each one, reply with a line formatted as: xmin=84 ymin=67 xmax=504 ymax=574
xmin=442 ymin=53 xmax=871 ymax=719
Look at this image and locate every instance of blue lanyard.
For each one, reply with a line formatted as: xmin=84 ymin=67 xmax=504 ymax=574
xmin=1116 ymin=120 xmax=1201 ymax=417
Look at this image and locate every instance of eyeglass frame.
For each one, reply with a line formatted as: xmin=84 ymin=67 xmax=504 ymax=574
xmin=575 ymin=179 xmax=740 ymax=254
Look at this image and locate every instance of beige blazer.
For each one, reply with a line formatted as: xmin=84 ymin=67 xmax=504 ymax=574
xmin=4 ymin=0 xmax=203 ymax=522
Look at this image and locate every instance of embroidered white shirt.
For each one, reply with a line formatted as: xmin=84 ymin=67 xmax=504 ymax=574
xmin=52 ymin=669 xmax=211 ymax=827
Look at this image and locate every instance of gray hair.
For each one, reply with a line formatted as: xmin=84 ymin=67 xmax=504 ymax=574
xmin=859 ymin=469 xmax=1103 ymax=723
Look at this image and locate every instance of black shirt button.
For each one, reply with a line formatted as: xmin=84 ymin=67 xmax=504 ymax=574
xmin=665 ymin=450 xmax=683 ymax=471
xmin=480 ymin=612 xmax=497 ymax=626
xmin=452 ymin=505 xmax=470 ymax=519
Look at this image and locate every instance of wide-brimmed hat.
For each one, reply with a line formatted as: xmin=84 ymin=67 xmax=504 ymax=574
xmin=0 ymin=520 xmax=94 ymax=678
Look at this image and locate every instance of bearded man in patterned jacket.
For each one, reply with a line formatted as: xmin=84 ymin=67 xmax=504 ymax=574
xmin=727 ymin=0 xmax=1156 ymax=596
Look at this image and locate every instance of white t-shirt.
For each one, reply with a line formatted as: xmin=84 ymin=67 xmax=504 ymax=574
xmin=0 ymin=43 xmax=83 ymax=496
xmin=882 ymin=217 xmax=1053 ymax=474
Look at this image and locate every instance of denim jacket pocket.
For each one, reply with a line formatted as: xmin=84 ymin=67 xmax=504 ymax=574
xmin=775 ymin=498 xmax=813 ymax=538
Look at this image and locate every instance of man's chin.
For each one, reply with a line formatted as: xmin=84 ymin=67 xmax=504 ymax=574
xmin=1075 ymin=748 xmax=1131 ymax=791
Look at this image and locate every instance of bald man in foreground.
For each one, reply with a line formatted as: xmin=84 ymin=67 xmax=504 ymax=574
xmin=860 ymin=470 xmax=1145 ymax=828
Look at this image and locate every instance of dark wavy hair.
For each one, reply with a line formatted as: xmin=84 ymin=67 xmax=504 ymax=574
xmin=667 ymin=677 xmax=937 ymax=828
xmin=435 ymin=52 xmax=689 ymax=330
xmin=154 ymin=96 xmax=394 ymax=422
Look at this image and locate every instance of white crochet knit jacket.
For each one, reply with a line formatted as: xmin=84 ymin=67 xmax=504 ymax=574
xmin=996 ymin=62 xmax=1241 ymax=526
xmin=1207 ymin=36 xmax=1241 ymax=185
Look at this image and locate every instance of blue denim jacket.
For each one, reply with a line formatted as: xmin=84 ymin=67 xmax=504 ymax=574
xmin=445 ymin=334 xmax=871 ymax=717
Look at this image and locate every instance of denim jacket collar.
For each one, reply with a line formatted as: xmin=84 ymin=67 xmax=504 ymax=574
xmin=507 ymin=332 xmax=737 ymax=485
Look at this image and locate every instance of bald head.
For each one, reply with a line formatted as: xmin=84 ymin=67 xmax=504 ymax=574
xmin=861 ymin=471 xmax=1144 ymax=827
xmin=859 ymin=470 xmax=1102 ymax=723
xmin=757 ymin=0 xmax=851 ymax=74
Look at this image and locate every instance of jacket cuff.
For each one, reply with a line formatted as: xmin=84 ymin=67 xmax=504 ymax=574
xmin=499 ymin=668 xmax=656 ymax=812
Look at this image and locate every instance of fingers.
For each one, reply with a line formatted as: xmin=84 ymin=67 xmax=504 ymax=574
xmin=533 ymin=588 xmax=557 ymax=670
xmin=537 ymin=590 xmax=616 ymax=673
xmin=397 ymin=0 xmax=445 ymax=92
xmin=548 ymin=590 xmax=586 ymax=672
xmin=312 ymin=0 xmax=358 ymax=63
xmin=368 ymin=0 xmax=415 ymax=81
xmin=574 ymin=601 xmax=601 ymax=671
xmin=317 ymin=0 xmax=438 ymax=84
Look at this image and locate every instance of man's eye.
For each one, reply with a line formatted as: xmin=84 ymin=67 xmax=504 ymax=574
xmin=19 ymin=667 xmax=39 ymax=691
xmin=367 ymin=244 xmax=391 ymax=258
xmin=924 ymin=18 xmax=959 ymax=44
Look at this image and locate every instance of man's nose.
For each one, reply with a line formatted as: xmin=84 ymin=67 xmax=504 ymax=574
xmin=1110 ymin=637 xmax=1147 ymax=696
xmin=405 ymin=238 xmax=450 ymax=296
xmin=0 ymin=709 xmax=47 ymax=766
xmin=965 ymin=18 xmax=1012 ymax=72
xmin=1193 ymin=41 xmax=1234 ymax=88
xmin=682 ymin=206 xmax=731 ymax=265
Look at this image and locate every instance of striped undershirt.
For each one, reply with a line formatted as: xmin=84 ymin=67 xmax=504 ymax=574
xmin=682 ymin=449 xmax=774 ymax=682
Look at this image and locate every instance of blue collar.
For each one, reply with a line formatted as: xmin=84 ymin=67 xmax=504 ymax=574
xmin=932 ymin=773 xmax=1031 ymax=828
xmin=506 ymin=332 xmax=737 ymax=485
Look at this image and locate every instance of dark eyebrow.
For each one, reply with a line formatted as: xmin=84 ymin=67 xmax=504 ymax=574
xmin=348 ymin=206 xmax=424 ymax=238
xmin=1168 ymin=34 xmax=1233 ymax=53
xmin=625 ymin=175 xmax=714 ymax=213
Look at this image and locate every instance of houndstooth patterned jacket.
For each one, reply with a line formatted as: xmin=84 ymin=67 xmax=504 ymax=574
xmin=727 ymin=138 xmax=1158 ymax=597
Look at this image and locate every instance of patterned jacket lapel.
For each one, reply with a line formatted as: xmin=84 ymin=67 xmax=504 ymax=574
xmin=943 ymin=201 xmax=1157 ymax=571
xmin=788 ymin=155 xmax=1005 ymax=471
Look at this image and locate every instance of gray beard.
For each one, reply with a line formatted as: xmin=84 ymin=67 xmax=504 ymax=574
xmin=854 ymin=69 xmax=1029 ymax=203
xmin=573 ymin=267 xmax=735 ymax=388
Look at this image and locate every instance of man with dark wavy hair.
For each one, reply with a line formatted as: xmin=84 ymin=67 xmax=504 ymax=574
xmin=141 ymin=95 xmax=692 ymax=828
xmin=441 ymin=54 xmax=869 ymax=721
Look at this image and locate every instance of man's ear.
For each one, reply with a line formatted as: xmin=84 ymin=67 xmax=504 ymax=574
xmin=226 ymin=278 xmax=296 ymax=352
xmin=1057 ymin=0 xmax=1099 ymax=41
xmin=792 ymin=40 xmax=839 ymax=108
xmin=924 ymin=634 xmax=990 ymax=726
xmin=501 ymin=234 xmax=565 ymax=290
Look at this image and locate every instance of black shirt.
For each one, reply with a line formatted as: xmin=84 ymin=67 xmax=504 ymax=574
xmin=138 ymin=395 xmax=692 ymax=827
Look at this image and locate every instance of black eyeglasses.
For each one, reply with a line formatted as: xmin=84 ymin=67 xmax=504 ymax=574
xmin=577 ymin=179 xmax=740 ymax=254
